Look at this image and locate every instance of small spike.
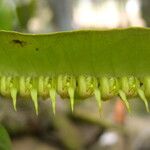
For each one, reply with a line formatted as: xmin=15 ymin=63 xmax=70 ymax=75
xmin=94 ymin=88 xmax=102 ymax=113
xmin=10 ymin=88 xmax=17 ymax=111
xmin=119 ymin=90 xmax=131 ymax=113
xmin=31 ymin=88 xmax=38 ymax=115
xmin=138 ymin=89 xmax=149 ymax=112
xmin=49 ymin=88 xmax=56 ymax=115
xmin=68 ymin=87 xmax=74 ymax=112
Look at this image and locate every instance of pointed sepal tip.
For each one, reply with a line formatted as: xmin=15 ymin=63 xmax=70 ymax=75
xmin=94 ymin=88 xmax=102 ymax=113
xmin=68 ymin=87 xmax=74 ymax=112
xmin=31 ymin=89 xmax=38 ymax=115
xmin=119 ymin=90 xmax=131 ymax=113
xmin=10 ymin=88 xmax=17 ymax=111
xmin=138 ymin=89 xmax=149 ymax=113
xmin=49 ymin=88 xmax=56 ymax=115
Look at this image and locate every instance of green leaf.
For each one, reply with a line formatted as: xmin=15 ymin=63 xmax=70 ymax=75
xmin=0 ymin=28 xmax=150 ymax=111
xmin=0 ymin=124 xmax=11 ymax=150
xmin=0 ymin=27 xmax=150 ymax=77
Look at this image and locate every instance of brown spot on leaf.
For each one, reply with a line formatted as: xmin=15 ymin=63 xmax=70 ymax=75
xmin=35 ymin=48 xmax=39 ymax=51
xmin=12 ymin=39 xmax=27 ymax=47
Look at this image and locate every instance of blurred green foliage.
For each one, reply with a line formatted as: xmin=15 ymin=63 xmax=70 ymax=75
xmin=0 ymin=124 xmax=11 ymax=150
xmin=0 ymin=0 xmax=16 ymax=30
xmin=16 ymin=0 xmax=36 ymax=30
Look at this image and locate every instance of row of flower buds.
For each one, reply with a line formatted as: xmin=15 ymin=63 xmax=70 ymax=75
xmin=0 ymin=75 xmax=150 ymax=114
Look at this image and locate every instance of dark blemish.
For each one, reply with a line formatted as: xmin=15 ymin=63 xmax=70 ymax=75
xmin=12 ymin=39 xmax=27 ymax=47
xmin=35 ymin=48 xmax=39 ymax=51
xmin=140 ymin=82 xmax=143 ymax=87
xmin=76 ymin=81 xmax=78 ymax=87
